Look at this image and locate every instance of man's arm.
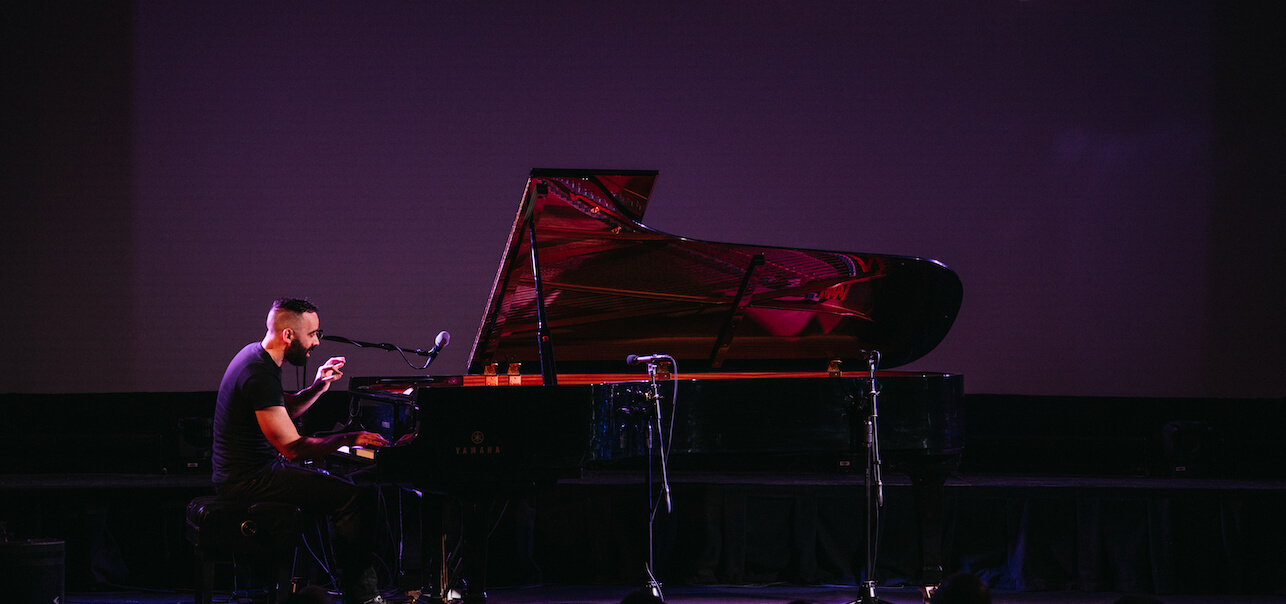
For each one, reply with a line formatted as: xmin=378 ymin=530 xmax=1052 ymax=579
xmin=282 ymin=356 xmax=345 ymax=418
xmin=256 ymin=405 xmax=388 ymax=462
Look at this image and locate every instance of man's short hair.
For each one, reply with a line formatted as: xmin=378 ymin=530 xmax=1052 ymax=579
xmin=272 ymin=297 xmax=318 ymax=315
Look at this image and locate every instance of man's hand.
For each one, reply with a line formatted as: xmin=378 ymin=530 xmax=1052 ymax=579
xmin=314 ymin=356 xmax=346 ymax=388
xmin=284 ymin=356 xmax=347 ymax=419
xmin=352 ymin=431 xmax=389 ymax=448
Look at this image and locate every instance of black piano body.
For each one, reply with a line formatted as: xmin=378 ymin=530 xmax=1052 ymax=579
xmin=591 ymin=372 xmax=964 ymax=477
xmin=335 ymin=169 xmax=964 ymax=594
xmin=342 ymin=370 xmax=961 ymax=477
xmin=338 ymin=377 xmax=594 ymax=488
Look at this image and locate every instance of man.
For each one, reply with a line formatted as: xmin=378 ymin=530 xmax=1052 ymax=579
xmin=213 ymin=297 xmax=389 ymax=604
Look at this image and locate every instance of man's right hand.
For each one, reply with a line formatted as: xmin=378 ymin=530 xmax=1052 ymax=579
xmin=352 ymin=431 xmax=389 ymax=448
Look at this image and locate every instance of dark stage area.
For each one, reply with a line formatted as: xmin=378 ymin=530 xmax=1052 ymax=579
xmin=3 ymin=392 xmax=1284 ymax=604
xmin=49 ymin=585 xmax=1286 ymax=604
xmin=9 ymin=474 xmax=1286 ymax=604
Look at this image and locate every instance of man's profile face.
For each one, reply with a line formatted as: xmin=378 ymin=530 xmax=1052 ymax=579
xmin=283 ymin=338 xmax=311 ymax=366
xmin=283 ymin=311 xmax=322 ymax=367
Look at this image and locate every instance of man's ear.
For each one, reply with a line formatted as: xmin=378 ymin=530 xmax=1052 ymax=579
xmin=282 ymin=327 xmax=295 ymax=343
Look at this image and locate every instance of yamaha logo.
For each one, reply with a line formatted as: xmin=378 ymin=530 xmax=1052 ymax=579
xmin=454 ymin=431 xmax=501 ymax=455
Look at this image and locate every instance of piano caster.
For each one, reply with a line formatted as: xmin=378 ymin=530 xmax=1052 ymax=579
xmin=852 ymin=580 xmax=894 ymax=604
xmin=438 ymin=583 xmax=485 ymax=604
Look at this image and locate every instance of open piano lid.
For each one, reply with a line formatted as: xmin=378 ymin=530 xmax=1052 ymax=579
xmin=467 ymin=169 xmax=962 ymax=375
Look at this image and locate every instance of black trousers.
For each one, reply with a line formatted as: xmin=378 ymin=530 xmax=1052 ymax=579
xmin=216 ymin=460 xmax=380 ymax=604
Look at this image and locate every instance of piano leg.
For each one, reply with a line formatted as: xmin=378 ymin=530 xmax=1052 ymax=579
xmin=901 ymin=454 xmax=959 ymax=587
xmin=458 ymin=498 xmax=491 ymax=604
xmin=397 ymin=494 xmax=454 ymax=604
xmin=394 ymin=487 xmax=427 ymax=602
xmin=427 ymin=493 xmax=507 ymax=604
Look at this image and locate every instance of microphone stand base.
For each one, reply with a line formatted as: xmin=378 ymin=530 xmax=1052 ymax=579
xmin=635 ymin=577 xmax=663 ymax=602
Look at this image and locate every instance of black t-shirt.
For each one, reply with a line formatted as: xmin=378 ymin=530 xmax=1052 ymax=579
xmin=212 ymin=342 xmax=285 ymax=485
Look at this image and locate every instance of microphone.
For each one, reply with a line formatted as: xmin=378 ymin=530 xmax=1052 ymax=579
xmin=626 ymin=353 xmax=670 ymax=366
xmin=420 ymin=331 xmax=450 ymax=357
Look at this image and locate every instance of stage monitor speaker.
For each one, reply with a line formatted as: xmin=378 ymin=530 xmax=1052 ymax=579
xmin=173 ymin=416 xmax=213 ymax=474
xmin=1162 ymin=420 xmax=1212 ymax=477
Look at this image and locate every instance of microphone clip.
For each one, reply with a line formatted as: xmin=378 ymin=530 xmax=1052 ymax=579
xmin=627 ymin=354 xmax=675 ymax=382
xmin=626 ymin=353 xmax=672 ymax=366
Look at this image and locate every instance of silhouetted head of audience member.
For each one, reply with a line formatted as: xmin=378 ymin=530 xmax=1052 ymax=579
xmin=1114 ymin=595 xmax=1163 ymax=604
xmin=620 ymin=590 xmax=666 ymax=604
xmin=931 ymin=572 xmax=991 ymax=604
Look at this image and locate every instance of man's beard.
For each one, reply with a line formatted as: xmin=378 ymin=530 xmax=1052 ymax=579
xmin=284 ymin=339 xmax=312 ymax=367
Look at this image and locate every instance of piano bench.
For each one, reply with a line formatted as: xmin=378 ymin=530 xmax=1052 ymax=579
xmin=184 ymin=495 xmax=304 ymax=604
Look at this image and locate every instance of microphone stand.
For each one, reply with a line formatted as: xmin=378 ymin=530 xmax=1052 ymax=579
xmin=642 ymin=359 xmax=673 ymax=601
xmin=321 ymin=333 xmax=448 ymax=371
xmin=319 ymin=332 xmax=447 ymax=601
xmin=620 ymin=355 xmax=676 ymax=601
xmin=853 ymin=350 xmax=890 ymax=604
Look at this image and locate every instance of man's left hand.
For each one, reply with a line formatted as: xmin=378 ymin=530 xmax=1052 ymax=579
xmin=314 ymin=356 xmax=346 ymax=388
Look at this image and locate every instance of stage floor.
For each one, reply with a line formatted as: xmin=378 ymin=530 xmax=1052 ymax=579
xmin=17 ymin=472 xmax=1286 ymax=604
xmin=63 ymin=584 xmax=1286 ymax=604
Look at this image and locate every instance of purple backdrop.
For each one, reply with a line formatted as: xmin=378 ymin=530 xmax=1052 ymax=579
xmin=3 ymin=1 xmax=1282 ymax=397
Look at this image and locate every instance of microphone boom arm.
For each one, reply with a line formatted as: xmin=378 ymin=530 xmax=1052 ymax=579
xmin=323 ymin=331 xmax=450 ymax=370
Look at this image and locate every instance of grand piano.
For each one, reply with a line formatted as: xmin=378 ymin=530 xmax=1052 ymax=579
xmin=334 ymin=168 xmax=964 ymax=601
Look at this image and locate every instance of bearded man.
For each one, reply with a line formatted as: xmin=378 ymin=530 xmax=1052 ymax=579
xmin=212 ymin=297 xmax=388 ymax=604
